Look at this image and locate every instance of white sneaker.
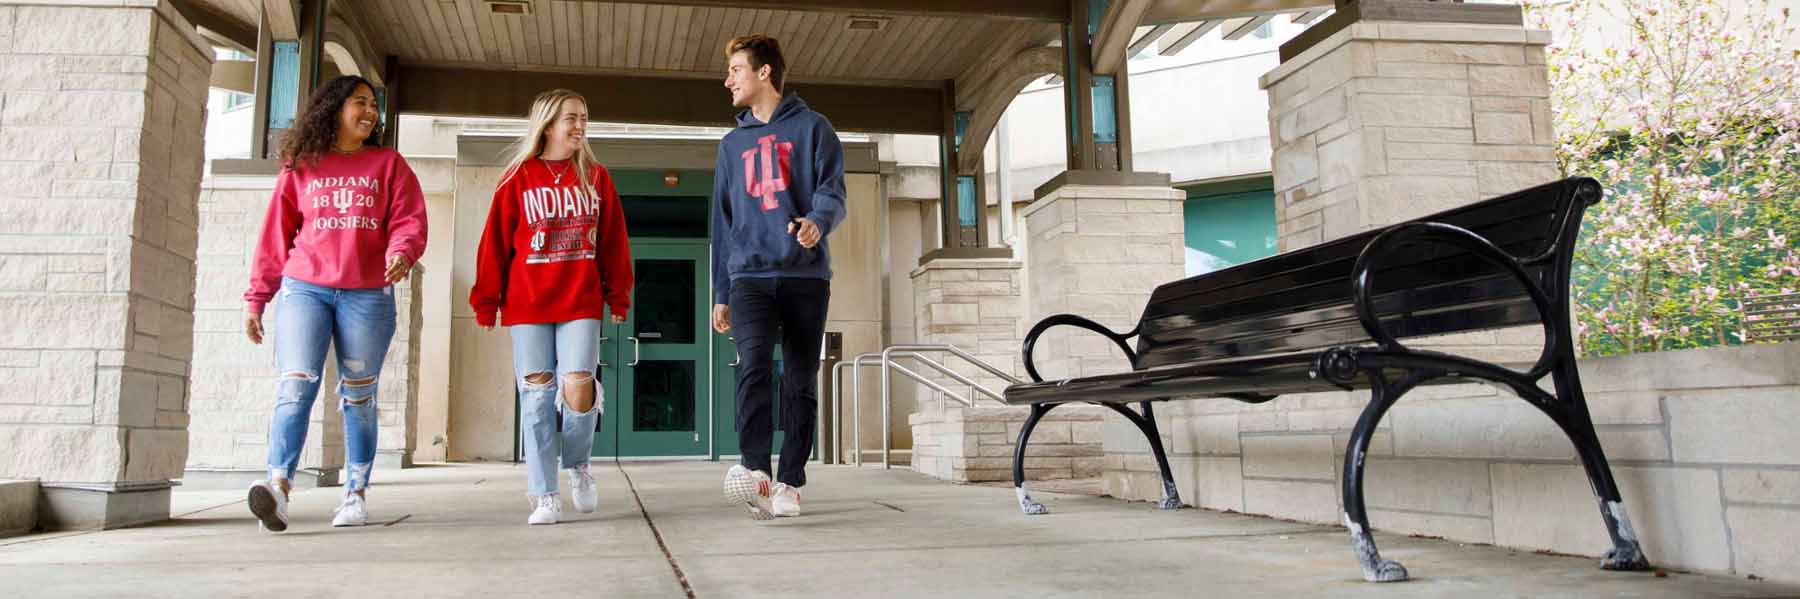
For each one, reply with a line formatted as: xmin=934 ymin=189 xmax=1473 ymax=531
xmin=332 ymin=492 xmax=368 ymax=527
xmin=247 ymin=480 xmax=289 ymax=533
xmin=771 ymin=483 xmax=801 ymax=518
xmin=528 ymin=494 xmax=561 ymax=525
xmin=569 ymin=465 xmax=598 ymax=514
xmin=723 ymin=465 xmax=774 ymax=521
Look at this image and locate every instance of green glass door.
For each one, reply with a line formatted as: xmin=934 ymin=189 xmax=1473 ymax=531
xmin=596 ymin=239 xmax=710 ymax=457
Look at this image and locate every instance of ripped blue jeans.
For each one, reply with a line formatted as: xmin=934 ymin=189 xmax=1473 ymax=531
xmin=266 ymin=276 xmax=396 ymax=494
xmin=510 ymin=318 xmax=603 ymax=497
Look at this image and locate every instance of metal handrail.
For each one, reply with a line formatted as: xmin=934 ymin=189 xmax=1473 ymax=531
xmin=831 ymin=344 xmax=1022 ymax=468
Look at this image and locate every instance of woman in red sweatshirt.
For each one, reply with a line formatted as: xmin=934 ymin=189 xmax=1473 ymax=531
xmin=470 ymin=89 xmax=633 ymax=525
xmin=241 ymin=75 xmax=428 ymax=533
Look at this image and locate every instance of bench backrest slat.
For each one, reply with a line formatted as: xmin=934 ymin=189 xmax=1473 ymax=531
xmin=1135 ymin=178 xmax=1592 ymax=371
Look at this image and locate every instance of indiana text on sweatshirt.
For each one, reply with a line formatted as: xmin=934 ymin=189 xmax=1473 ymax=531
xmin=469 ymin=159 xmax=633 ymax=327
xmin=710 ymin=94 xmax=848 ymax=304
xmin=245 ymin=147 xmax=428 ymax=314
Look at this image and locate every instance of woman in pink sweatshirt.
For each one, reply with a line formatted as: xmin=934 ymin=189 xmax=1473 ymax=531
xmin=240 ymin=75 xmax=427 ymax=533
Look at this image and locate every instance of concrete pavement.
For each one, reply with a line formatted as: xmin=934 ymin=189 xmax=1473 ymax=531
xmin=0 ymin=462 xmax=1793 ymax=598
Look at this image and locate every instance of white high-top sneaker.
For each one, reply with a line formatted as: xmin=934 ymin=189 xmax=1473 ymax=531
xmin=771 ymin=483 xmax=801 ymax=518
xmin=528 ymin=493 xmax=561 ymax=525
xmin=331 ymin=492 xmax=368 ymax=527
xmin=723 ymin=465 xmax=774 ymax=521
xmin=247 ymin=479 xmax=289 ymax=533
xmin=569 ymin=464 xmax=598 ymax=514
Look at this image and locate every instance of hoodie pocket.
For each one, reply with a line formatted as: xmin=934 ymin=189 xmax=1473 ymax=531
xmin=729 ymin=216 xmax=821 ymax=274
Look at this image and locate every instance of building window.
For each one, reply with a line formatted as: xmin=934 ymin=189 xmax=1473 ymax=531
xmin=1181 ymin=177 xmax=1278 ymax=277
xmin=223 ymin=92 xmax=253 ymax=112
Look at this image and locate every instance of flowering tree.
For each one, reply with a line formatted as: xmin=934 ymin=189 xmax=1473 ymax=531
xmin=1524 ymin=0 xmax=1800 ymax=356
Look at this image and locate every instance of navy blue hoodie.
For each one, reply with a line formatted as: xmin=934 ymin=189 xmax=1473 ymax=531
xmin=710 ymin=94 xmax=847 ymax=304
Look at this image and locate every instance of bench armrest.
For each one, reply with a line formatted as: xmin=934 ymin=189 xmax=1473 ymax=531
xmin=1351 ymin=221 xmax=1561 ymax=379
xmin=1021 ymin=314 xmax=1140 ymax=383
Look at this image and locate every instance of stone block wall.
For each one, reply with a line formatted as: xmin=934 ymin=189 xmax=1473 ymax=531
xmin=909 ymin=258 xmax=1026 ymax=395
xmin=1020 ymin=183 xmax=1185 ymax=382
xmin=1104 ymin=343 xmax=1800 ymax=585
xmin=1261 ymin=22 xmax=1559 ymax=251
xmin=0 ymin=1 xmax=211 ymax=502
xmin=910 ymin=404 xmax=1105 ymax=483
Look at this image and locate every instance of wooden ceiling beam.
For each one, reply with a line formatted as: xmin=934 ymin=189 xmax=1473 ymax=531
xmin=564 ymin=0 xmax=1069 ymax=22
xmin=394 ymin=64 xmax=946 ymax=134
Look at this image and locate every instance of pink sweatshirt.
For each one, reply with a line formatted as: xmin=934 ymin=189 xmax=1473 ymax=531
xmin=244 ymin=147 xmax=428 ymax=313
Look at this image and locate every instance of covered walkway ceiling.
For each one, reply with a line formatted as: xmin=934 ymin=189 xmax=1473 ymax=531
xmin=173 ymin=0 xmax=1333 ymax=133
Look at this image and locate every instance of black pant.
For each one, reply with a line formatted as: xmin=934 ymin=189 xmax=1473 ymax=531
xmin=729 ymin=277 xmax=830 ymax=488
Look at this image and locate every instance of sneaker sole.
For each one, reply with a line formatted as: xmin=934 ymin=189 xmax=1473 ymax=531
xmin=247 ymin=485 xmax=287 ymax=533
xmin=724 ymin=476 xmax=774 ymax=521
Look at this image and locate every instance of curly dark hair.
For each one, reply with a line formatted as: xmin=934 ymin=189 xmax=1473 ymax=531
xmin=279 ymin=75 xmax=381 ymax=169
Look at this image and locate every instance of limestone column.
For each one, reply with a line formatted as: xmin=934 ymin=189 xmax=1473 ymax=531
xmin=1262 ymin=20 xmax=1557 ymax=250
xmin=0 ymin=1 xmax=212 ymax=529
xmin=1022 ymin=172 xmax=1186 ymax=381
xmin=1260 ymin=18 xmax=1556 ymax=363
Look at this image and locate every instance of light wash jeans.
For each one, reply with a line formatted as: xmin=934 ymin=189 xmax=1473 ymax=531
xmin=510 ymin=318 xmax=604 ymax=496
xmin=266 ymin=277 xmax=396 ymax=493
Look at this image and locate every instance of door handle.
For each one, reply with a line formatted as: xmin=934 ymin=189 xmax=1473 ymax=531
xmin=728 ymin=335 xmax=740 ymax=367
xmin=597 ymin=336 xmax=609 ymax=367
xmin=629 ymin=336 xmax=641 ymax=366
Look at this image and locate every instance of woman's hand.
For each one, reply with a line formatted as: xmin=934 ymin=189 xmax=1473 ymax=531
xmin=245 ymin=312 xmax=264 ymax=345
xmin=385 ymin=254 xmax=412 ymax=284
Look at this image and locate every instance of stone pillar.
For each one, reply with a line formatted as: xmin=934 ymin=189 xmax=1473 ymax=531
xmin=905 ymin=257 xmax=1107 ymax=482
xmin=1016 ymin=172 xmax=1186 ymax=490
xmin=1262 ymin=20 xmax=1555 ymax=365
xmin=910 ymin=258 xmax=1024 ymax=391
xmin=375 ymin=271 xmax=423 ymax=469
xmin=1021 ymin=171 xmax=1185 ymax=381
xmin=1261 ymin=21 xmax=1557 ymax=251
xmin=0 ymin=1 xmax=211 ymax=529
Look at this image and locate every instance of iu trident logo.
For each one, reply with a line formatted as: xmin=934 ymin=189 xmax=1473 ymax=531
xmin=740 ymin=134 xmax=794 ymax=212
xmin=530 ymin=230 xmax=546 ymax=252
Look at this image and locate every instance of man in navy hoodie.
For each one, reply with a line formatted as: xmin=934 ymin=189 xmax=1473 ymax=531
xmin=713 ymin=34 xmax=846 ymax=521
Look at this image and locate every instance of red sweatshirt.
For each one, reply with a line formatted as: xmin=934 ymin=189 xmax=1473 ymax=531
xmin=245 ymin=147 xmax=428 ymax=313
xmin=470 ymin=159 xmax=633 ymax=327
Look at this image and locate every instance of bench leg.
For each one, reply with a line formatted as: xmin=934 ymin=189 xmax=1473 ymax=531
xmin=1547 ymin=362 xmax=1651 ymax=572
xmin=1342 ymin=377 xmax=1415 ymax=583
xmin=1101 ymin=402 xmax=1183 ymax=510
xmin=1013 ymin=404 xmax=1053 ymax=515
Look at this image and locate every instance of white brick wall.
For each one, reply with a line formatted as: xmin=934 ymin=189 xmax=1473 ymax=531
xmin=0 ymin=1 xmax=211 ymax=485
xmin=1106 ymin=343 xmax=1800 ymax=585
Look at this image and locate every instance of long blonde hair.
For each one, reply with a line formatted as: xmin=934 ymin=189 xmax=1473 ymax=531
xmin=507 ymin=89 xmax=602 ymax=197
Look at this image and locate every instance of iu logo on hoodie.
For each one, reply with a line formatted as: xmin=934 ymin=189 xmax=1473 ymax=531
xmin=741 ymin=134 xmax=793 ymax=212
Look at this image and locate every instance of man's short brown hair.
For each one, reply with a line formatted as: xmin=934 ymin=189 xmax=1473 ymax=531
xmin=726 ymin=34 xmax=786 ymax=92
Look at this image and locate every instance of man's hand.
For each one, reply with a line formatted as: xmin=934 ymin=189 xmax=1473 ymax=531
xmin=712 ymin=304 xmax=731 ymax=334
xmin=789 ymin=217 xmax=821 ymax=249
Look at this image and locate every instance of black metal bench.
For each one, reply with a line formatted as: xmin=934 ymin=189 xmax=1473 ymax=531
xmin=1003 ymin=177 xmax=1652 ymax=582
